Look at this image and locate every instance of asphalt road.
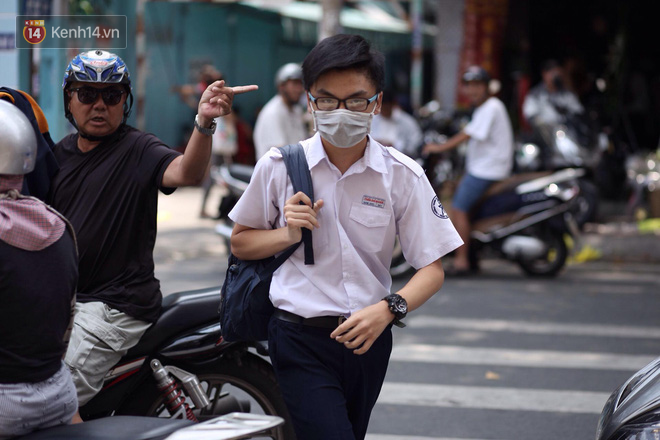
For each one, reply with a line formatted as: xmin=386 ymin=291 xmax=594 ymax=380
xmin=154 ymin=187 xmax=660 ymax=440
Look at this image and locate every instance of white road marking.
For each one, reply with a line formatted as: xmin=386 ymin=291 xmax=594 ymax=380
xmin=409 ymin=316 xmax=660 ymax=339
xmin=376 ymin=382 xmax=610 ymax=414
xmin=390 ymin=344 xmax=655 ymax=371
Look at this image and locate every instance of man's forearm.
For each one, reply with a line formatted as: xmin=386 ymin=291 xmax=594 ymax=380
xmin=161 ymin=128 xmax=212 ymax=188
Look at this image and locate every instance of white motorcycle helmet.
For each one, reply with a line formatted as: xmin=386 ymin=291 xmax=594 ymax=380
xmin=0 ymin=100 xmax=37 ymax=175
xmin=274 ymin=62 xmax=302 ymax=88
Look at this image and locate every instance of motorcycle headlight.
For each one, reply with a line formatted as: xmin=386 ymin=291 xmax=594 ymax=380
xmin=611 ymin=422 xmax=660 ymax=440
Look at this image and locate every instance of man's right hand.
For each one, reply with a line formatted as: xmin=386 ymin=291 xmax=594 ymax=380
xmin=283 ymin=191 xmax=324 ymax=243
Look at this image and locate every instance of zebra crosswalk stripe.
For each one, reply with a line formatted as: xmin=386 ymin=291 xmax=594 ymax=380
xmin=390 ymin=344 xmax=655 ymax=371
xmin=376 ymin=382 xmax=610 ymax=414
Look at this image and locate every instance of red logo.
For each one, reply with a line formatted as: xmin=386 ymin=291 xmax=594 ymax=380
xmin=23 ymin=20 xmax=46 ymax=45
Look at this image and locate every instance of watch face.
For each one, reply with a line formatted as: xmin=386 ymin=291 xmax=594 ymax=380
xmin=387 ymin=294 xmax=407 ymax=318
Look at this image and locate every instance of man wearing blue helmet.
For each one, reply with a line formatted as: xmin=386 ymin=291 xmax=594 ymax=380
xmin=47 ymin=50 xmax=257 ymax=420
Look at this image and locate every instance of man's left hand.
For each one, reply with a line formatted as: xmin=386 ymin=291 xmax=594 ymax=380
xmin=197 ymin=80 xmax=258 ymax=126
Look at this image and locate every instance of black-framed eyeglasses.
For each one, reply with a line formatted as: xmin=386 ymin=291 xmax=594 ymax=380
xmin=69 ymin=86 xmax=126 ymax=106
xmin=308 ymin=92 xmax=379 ymax=112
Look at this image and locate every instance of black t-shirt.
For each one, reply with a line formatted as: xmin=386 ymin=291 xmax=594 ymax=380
xmin=47 ymin=126 xmax=180 ymax=322
xmin=0 ymin=230 xmax=78 ymax=383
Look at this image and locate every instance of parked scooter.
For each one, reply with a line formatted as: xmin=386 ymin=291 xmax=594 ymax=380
xmin=595 ymin=356 xmax=660 ymax=440
xmin=625 ymin=149 xmax=660 ymax=220
xmin=64 ymin=287 xmax=295 ymax=439
xmin=392 ymin=166 xmax=583 ymax=278
xmin=213 ymin=163 xmax=252 ymax=249
xmin=515 ymin=117 xmax=605 ymax=227
xmin=18 ymin=412 xmax=283 ymax=440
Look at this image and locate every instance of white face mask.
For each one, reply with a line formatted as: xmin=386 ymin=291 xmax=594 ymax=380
xmin=312 ymin=108 xmax=375 ymax=149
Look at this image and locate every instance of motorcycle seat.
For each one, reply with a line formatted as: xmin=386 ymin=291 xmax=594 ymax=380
xmin=18 ymin=416 xmax=193 ymax=440
xmin=124 ymin=287 xmax=221 ymax=358
xmin=482 ymin=171 xmax=552 ymax=198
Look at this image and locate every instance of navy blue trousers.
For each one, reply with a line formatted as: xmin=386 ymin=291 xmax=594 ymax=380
xmin=268 ymin=317 xmax=392 ymax=440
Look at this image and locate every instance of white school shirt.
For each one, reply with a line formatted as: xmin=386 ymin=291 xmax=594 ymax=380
xmin=463 ymin=96 xmax=514 ymax=180
xmin=229 ymin=133 xmax=463 ymax=319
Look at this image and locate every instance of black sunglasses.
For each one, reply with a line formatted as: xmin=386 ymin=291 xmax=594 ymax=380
xmin=70 ymin=86 xmax=126 ymax=106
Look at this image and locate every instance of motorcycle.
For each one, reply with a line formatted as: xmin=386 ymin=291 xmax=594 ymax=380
xmin=595 ymin=355 xmax=660 ymax=440
xmin=392 ymin=166 xmax=583 ymax=278
xmin=18 ymin=412 xmax=283 ymax=440
xmin=213 ymin=163 xmax=252 ymax=250
xmin=625 ymin=149 xmax=660 ymax=220
xmin=66 ymin=286 xmax=296 ymax=440
xmin=515 ymin=117 xmax=606 ymax=227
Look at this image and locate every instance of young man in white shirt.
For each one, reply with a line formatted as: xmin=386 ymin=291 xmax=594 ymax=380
xmin=423 ymin=66 xmax=514 ymax=275
xmin=228 ymin=34 xmax=462 ymax=440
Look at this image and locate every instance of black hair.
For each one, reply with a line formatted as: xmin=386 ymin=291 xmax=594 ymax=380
xmin=541 ymin=59 xmax=560 ymax=72
xmin=302 ymin=34 xmax=385 ymax=93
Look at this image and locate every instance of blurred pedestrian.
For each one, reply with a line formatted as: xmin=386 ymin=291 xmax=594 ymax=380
xmin=424 ymin=66 xmax=514 ymax=275
xmin=253 ymin=62 xmax=308 ymax=159
xmin=522 ymin=59 xmax=584 ymax=127
xmin=371 ymin=89 xmax=423 ymax=156
xmin=173 ymin=65 xmax=239 ymax=218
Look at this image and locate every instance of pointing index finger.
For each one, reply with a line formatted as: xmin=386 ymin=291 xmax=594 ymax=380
xmin=230 ymin=85 xmax=259 ymax=95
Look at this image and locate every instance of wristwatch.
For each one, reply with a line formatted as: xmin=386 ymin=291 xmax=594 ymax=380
xmin=382 ymin=293 xmax=407 ymax=328
xmin=194 ymin=114 xmax=217 ymax=136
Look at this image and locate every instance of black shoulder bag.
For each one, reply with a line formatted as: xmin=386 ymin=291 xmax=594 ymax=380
xmin=219 ymin=143 xmax=314 ymax=342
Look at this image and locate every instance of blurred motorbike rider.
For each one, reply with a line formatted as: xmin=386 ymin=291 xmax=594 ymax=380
xmin=423 ymin=66 xmax=514 ymax=275
xmin=253 ymin=62 xmax=309 ymax=159
xmin=46 ymin=50 xmax=256 ymax=421
xmin=0 ymin=100 xmax=78 ymax=438
xmin=522 ymin=59 xmax=584 ymax=127
xmin=522 ymin=59 xmax=585 ymax=168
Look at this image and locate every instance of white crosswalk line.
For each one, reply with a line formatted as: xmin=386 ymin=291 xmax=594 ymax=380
xmin=408 ymin=316 xmax=660 ymax=339
xmin=376 ymin=382 xmax=610 ymax=414
xmin=390 ymin=344 xmax=655 ymax=371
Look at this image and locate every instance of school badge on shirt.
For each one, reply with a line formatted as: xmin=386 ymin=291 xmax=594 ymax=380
xmin=432 ymin=196 xmax=448 ymax=219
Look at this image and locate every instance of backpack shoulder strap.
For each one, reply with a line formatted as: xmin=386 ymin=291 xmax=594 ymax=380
xmin=278 ymin=143 xmax=314 ymax=265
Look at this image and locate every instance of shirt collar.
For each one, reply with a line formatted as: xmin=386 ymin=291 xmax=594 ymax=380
xmin=307 ymin=133 xmax=388 ymax=175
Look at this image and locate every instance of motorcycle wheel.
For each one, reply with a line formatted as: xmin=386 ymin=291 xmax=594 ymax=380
xmin=516 ymin=227 xmax=567 ymax=277
xmin=575 ymin=179 xmax=599 ymax=227
xmin=117 ymin=353 xmax=296 ymax=440
xmin=389 ymin=236 xmax=414 ymax=279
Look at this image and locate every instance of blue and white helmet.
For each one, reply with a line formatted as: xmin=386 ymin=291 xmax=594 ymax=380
xmin=62 ymin=49 xmax=131 ymax=89
xmin=62 ymin=50 xmax=133 ymax=125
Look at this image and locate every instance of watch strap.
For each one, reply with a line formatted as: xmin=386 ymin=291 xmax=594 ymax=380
xmin=194 ymin=114 xmax=216 ymax=135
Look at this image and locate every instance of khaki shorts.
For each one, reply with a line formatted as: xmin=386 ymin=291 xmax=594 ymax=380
xmin=64 ymin=302 xmax=151 ymax=406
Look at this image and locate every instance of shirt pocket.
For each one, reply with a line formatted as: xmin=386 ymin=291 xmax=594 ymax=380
xmin=348 ymin=202 xmax=392 ymax=252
